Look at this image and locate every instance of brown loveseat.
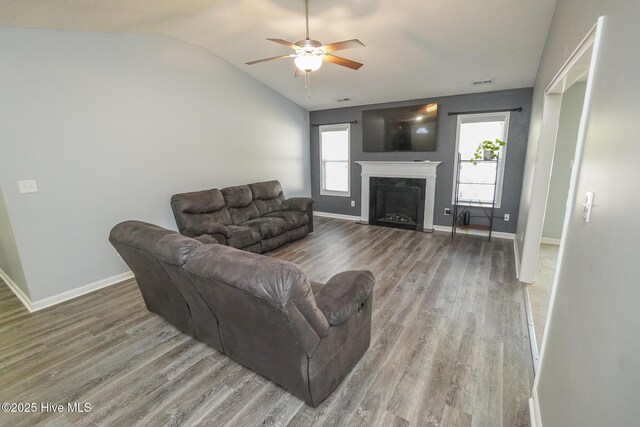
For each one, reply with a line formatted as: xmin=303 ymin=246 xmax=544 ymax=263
xmin=109 ymin=220 xmax=375 ymax=407
xmin=171 ymin=180 xmax=313 ymax=253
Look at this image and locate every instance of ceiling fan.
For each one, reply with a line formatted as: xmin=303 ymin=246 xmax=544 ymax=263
xmin=246 ymin=0 xmax=365 ymax=94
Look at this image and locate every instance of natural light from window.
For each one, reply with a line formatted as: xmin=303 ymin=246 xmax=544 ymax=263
xmin=320 ymin=124 xmax=350 ymax=196
xmin=455 ymin=113 xmax=509 ymax=206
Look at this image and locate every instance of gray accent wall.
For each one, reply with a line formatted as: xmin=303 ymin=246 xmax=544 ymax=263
xmin=520 ymin=1 xmax=640 ymax=426
xmin=0 ymin=28 xmax=310 ymax=302
xmin=309 ymin=88 xmax=533 ymax=233
xmin=542 ymin=82 xmax=586 ymax=240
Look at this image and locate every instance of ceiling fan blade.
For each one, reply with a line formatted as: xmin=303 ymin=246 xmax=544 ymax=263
xmin=294 ymin=67 xmax=306 ymax=78
xmin=320 ymin=39 xmax=365 ymax=53
xmin=266 ymin=38 xmax=300 ymax=50
xmin=323 ymin=54 xmax=364 ymax=70
xmin=245 ymin=54 xmax=293 ymax=65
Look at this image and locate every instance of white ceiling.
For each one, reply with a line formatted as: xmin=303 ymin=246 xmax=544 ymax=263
xmin=0 ymin=0 xmax=557 ymax=111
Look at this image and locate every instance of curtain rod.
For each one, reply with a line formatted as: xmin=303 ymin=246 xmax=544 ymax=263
xmin=311 ymin=120 xmax=358 ymax=127
xmin=447 ymin=107 xmax=522 ymax=116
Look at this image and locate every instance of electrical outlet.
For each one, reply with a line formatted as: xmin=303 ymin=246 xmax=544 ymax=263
xmin=504 ymin=213 xmax=510 ymax=221
xmin=350 ymin=200 xmax=356 ymax=207
xmin=444 ymin=208 xmax=451 ymax=216
xmin=18 ymin=180 xmax=38 ymax=194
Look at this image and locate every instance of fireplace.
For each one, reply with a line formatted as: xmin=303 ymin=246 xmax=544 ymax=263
xmin=356 ymin=161 xmax=441 ymax=232
xmin=369 ymin=177 xmax=426 ymax=231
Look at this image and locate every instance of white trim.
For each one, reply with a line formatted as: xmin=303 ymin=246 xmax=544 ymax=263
xmin=432 ymin=225 xmax=514 ymax=240
xmin=513 ymin=237 xmax=521 ymax=279
xmin=523 ymin=285 xmax=540 ymax=371
xmin=540 ymin=237 xmax=561 ymax=245
xmin=319 ymin=123 xmax=351 ymax=197
xmin=452 ymin=112 xmax=510 ymax=208
xmin=0 ymin=268 xmax=33 ymax=312
xmin=529 ymin=388 xmax=543 ymax=427
xmin=0 ymin=268 xmax=133 ymax=312
xmin=30 ymin=271 xmax=134 ymax=311
xmin=314 ymin=211 xmax=360 ymax=221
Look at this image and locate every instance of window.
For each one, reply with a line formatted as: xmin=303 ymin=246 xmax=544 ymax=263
xmin=453 ymin=112 xmax=510 ymax=207
xmin=320 ymin=123 xmax=350 ymax=197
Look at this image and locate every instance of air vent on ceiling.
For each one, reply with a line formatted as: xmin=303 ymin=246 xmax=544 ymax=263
xmin=472 ymin=79 xmax=494 ymax=86
xmin=336 ymin=98 xmax=351 ymax=102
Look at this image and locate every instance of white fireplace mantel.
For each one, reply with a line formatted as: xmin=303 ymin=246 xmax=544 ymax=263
xmin=355 ymin=161 xmax=442 ymax=231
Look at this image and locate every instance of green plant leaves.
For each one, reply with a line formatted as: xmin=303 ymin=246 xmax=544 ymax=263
xmin=471 ymin=139 xmax=506 ymax=164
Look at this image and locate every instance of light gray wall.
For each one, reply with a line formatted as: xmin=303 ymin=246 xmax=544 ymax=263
xmin=542 ymin=82 xmax=586 ymax=240
xmin=0 ymin=28 xmax=310 ymax=302
xmin=525 ymin=1 xmax=640 ymax=426
xmin=0 ymin=187 xmax=29 ymax=297
xmin=309 ymin=88 xmax=533 ymax=233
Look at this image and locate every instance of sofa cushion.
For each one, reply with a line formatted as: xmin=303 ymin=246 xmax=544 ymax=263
xmin=222 ymin=185 xmax=253 ymax=208
xmin=226 ymin=225 xmax=262 ymax=249
xmin=265 ymin=211 xmax=309 ymax=230
xmin=222 ymin=185 xmax=261 ymax=225
xmin=250 ymin=181 xmax=286 ymax=215
xmin=109 ymin=220 xmax=201 ymax=266
xmin=171 ymin=189 xmax=233 ymax=234
xmin=243 ymin=217 xmax=288 ymax=239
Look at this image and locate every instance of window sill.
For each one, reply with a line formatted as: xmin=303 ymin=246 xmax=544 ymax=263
xmin=453 ymin=201 xmax=502 ymax=209
xmin=321 ymin=190 xmax=351 ymax=198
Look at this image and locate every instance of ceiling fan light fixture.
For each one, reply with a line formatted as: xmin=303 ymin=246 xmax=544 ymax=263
xmin=294 ymin=53 xmax=323 ymax=72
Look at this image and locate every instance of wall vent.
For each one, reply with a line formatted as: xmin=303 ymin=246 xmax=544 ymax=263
xmin=472 ymin=79 xmax=494 ymax=86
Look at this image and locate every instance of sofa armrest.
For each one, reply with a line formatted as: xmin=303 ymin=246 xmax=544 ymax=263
xmin=315 ymin=270 xmax=375 ymax=326
xmin=283 ymin=197 xmax=314 ymax=212
xmin=187 ymin=222 xmax=230 ymax=238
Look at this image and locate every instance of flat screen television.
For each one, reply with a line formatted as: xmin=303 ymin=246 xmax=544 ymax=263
xmin=362 ymin=103 xmax=438 ymax=152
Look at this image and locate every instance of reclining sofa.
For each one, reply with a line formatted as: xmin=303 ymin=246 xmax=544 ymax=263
xmin=171 ymin=180 xmax=313 ymax=254
xmin=109 ymin=220 xmax=375 ymax=407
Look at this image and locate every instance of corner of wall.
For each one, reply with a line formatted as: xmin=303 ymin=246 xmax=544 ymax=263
xmin=0 ymin=185 xmax=30 ymax=299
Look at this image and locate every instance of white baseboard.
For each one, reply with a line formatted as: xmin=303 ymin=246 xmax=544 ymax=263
xmin=529 ymin=388 xmax=543 ymax=427
xmin=432 ymin=225 xmax=515 ymax=240
xmin=514 ymin=238 xmax=521 ymax=280
xmin=0 ymin=268 xmax=133 ymax=313
xmin=314 ymin=211 xmax=361 ymax=221
xmin=540 ymin=237 xmax=561 ymax=245
xmin=0 ymin=268 xmax=33 ymax=312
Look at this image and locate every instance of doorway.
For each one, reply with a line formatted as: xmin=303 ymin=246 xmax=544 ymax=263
xmin=529 ymin=81 xmax=587 ymax=347
xmin=518 ymin=19 xmax=602 ymax=374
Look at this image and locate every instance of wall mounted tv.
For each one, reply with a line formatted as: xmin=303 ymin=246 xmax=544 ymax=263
xmin=362 ymin=103 xmax=438 ymax=152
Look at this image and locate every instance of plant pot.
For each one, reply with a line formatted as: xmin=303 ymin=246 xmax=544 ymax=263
xmin=483 ymin=149 xmax=493 ymax=161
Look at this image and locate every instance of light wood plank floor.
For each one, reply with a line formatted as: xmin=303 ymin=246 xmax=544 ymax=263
xmin=528 ymin=243 xmax=559 ymax=346
xmin=0 ymin=217 xmax=533 ymax=426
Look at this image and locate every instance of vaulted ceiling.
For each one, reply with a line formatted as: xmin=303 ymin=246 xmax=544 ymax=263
xmin=0 ymin=0 xmax=557 ymax=110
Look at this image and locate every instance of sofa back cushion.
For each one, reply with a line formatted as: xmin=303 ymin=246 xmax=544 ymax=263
xmin=249 ymin=180 xmax=286 ymax=215
xmin=222 ymin=185 xmax=260 ymax=225
xmin=108 ymin=220 xmax=201 ymax=335
xmin=171 ymin=189 xmax=232 ymax=236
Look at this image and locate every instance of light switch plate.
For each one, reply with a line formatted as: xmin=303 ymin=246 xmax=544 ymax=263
xmin=18 ymin=180 xmax=38 ymax=194
xmin=583 ymin=191 xmax=594 ymax=222
xmin=350 ymin=200 xmax=356 ymax=207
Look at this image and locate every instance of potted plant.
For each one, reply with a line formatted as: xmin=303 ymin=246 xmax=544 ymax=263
xmin=472 ymin=139 xmax=506 ymax=164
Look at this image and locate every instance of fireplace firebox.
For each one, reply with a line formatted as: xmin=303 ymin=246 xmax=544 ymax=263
xmin=369 ymin=177 xmax=426 ymax=231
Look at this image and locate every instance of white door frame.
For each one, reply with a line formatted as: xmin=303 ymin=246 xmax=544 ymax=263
xmin=528 ymin=17 xmax=604 ymax=426
xmin=519 ymin=21 xmax=600 ymax=284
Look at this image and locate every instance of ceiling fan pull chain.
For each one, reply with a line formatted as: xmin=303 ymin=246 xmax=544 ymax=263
xmin=305 ymin=72 xmax=311 ymax=97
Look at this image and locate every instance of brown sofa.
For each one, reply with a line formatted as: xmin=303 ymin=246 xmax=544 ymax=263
xmin=109 ymin=220 xmax=375 ymax=407
xmin=171 ymin=180 xmax=313 ymax=254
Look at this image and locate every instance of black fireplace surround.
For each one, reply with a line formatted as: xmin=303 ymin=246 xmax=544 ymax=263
xmin=369 ymin=177 xmax=426 ymax=231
